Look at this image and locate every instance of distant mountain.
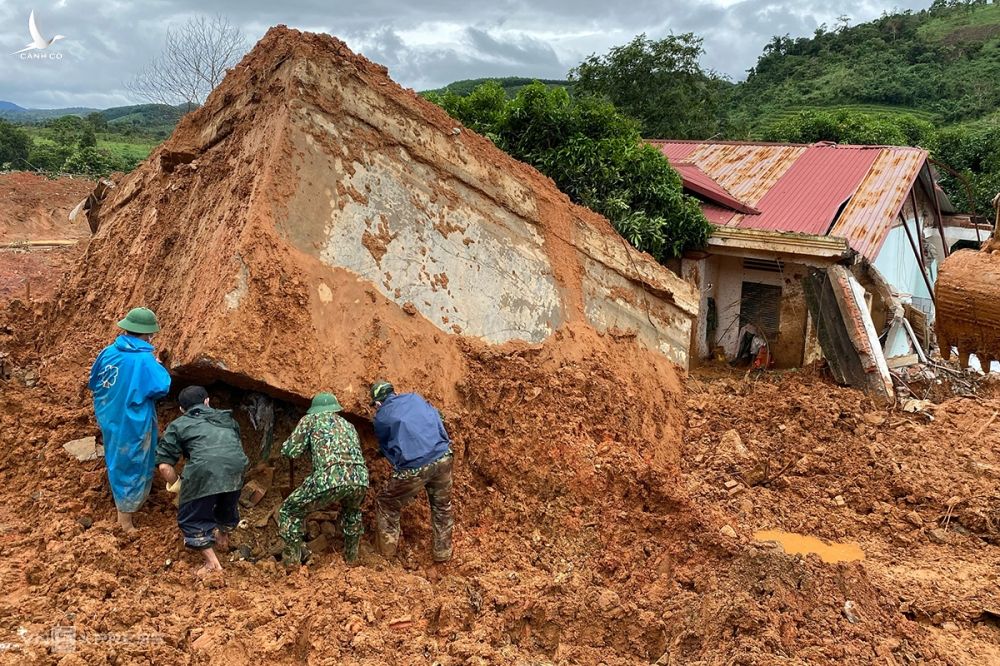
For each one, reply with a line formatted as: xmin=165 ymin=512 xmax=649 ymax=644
xmin=101 ymin=104 xmax=189 ymax=137
xmin=423 ymin=77 xmax=571 ymax=98
xmin=0 ymin=106 xmax=99 ymax=122
xmin=0 ymin=102 xmax=189 ymax=136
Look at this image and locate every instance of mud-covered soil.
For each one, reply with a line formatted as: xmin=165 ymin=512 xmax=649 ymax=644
xmin=0 ymin=173 xmax=92 ymax=302
xmin=3 ymin=293 xmax=1000 ymax=664
xmin=685 ymin=367 xmax=1000 ymax=664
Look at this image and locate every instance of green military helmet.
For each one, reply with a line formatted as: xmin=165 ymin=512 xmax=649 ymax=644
xmin=369 ymin=380 xmax=394 ymax=406
xmin=307 ymin=392 xmax=343 ymax=415
xmin=117 ymin=307 xmax=160 ymax=334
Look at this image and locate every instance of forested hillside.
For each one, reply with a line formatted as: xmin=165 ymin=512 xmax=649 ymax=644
xmin=6 ymin=1 xmax=1000 ymax=214
xmin=732 ymin=0 xmax=1000 ymax=131
xmin=422 ymin=77 xmax=570 ymax=98
xmin=729 ymin=1 xmax=1000 ymax=216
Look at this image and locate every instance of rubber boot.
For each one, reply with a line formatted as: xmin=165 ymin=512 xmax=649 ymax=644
xmin=343 ymin=535 xmax=360 ymax=564
xmin=282 ymin=543 xmax=311 ymax=568
xmin=375 ymin=526 xmax=397 ymax=559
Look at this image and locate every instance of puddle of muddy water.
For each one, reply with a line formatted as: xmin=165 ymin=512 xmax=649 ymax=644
xmin=753 ymin=530 xmax=865 ymax=563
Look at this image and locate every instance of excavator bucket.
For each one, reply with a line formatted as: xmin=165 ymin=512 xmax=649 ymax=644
xmin=935 ymin=239 xmax=1000 ymax=369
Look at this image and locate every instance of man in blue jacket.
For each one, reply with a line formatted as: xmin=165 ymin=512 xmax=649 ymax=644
xmin=88 ymin=307 xmax=171 ymax=533
xmin=370 ymin=380 xmax=453 ymax=562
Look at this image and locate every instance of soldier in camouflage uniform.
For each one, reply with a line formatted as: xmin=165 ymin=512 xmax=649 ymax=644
xmin=277 ymin=392 xmax=369 ymax=566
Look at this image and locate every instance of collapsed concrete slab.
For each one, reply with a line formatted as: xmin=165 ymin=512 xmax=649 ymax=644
xmin=803 ymin=266 xmax=894 ymax=402
xmin=47 ymin=27 xmax=697 ymax=407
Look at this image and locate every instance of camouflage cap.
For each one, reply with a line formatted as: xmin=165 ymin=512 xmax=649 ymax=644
xmin=369 ymin=380 xmax=394 ymax=406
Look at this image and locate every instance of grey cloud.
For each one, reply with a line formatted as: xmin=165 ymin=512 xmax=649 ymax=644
xmin=0 ymin=1 xmax=934 ymax=108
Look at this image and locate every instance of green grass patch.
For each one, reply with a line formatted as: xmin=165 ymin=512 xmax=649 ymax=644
xmin=918 ymin=3 xmax=1000 ymax=42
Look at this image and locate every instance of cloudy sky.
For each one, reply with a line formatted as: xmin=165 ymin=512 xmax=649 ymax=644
xmin=0 ymin=0 xmax=928 ymax=109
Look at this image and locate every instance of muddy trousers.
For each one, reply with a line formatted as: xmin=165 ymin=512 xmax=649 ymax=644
xmin=278 ymin=479 xmax=366 ymax=565
xmin=375 ymin=454 xmax=454 ymax=562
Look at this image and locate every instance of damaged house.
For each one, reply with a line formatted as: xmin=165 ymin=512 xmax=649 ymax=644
xmin=651 ymin=140 xmax=983 ymax=396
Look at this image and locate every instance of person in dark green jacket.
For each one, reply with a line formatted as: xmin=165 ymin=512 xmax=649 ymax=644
xmin=156 ymin=385 xmax=249 ymax=576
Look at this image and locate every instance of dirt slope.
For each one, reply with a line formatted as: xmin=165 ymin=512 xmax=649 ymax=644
xmin=0 ymin=172 xmax=92 ymax=302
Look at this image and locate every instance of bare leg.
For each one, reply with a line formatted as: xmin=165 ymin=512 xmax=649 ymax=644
xmin=195 ymin=548 xmax=223 ymax=576
xmin=215 ymin=530 xmax=230 ymax=553
xmin=117 ymin=511 xmax=137 ymax=533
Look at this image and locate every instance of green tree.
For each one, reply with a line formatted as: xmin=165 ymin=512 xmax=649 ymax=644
xmin=570 ymin=33 xmax=725 ymax=139
xmin=0 ymin=119 xmax=31 ymax=168
xmin=26 ymin=143 xmax=73 ymax=172
xmin=85 ymin=111 xmax=109 ymax=132
xmin=760 ymin=109 xmax=935 ymax=148
xmin=46 ymin=115 xmax=90 ymax=147
xmin=79 ymin=125 xmax=97 ymax=148
xmin=935 ymin=124 xmax=1000 ymax=216
xmin=428 ymin=82 xmax=710 ymax=260
xmin=61 ymin=147 xmax=127 ymax=177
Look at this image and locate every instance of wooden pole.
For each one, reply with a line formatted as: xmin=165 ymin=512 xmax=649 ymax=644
xmin=926 ymin=165 xmax=950 ymax=259
xmin=900 ymin=213 xmax=936 ymax=306
xmin=908 ymin=188 xmax=926 ymax=272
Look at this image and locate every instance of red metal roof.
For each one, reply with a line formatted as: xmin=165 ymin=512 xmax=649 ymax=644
xmin=651 ymin=140 xmax=929 ymax=260
xmin=671 ymin=162 xmax=760 ymax=215
xmin=829 ymin=148 xmax=927 ymax=258
xmin=739 ymin=144 xmax=879 ymax=234
xmin=652 ymin=141 xmax=697 ymax=161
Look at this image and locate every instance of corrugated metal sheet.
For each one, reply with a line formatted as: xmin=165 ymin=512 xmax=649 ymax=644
xmin=666 ymin=143 xmax=806 ymax=206
xmin=651 ymin=140 xmax=930 ymax=261
xmin=672 ymin=162 xmax=759 ymax=214
xmin=740 ymin=145 xmax=879 ymax=234
xmin=701 ymin=203 xmax=737 ymax=225
xmin=829 ymin=148 xmax=927 ymax=259
xmin=651 ymin=140 xmax=698 ymax=161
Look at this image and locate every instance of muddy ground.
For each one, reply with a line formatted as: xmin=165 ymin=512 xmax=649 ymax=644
xmin=2 ymin=174 xmax=1000 ymax=664
xmin=0 ymin=172 xmax=92 ymax=303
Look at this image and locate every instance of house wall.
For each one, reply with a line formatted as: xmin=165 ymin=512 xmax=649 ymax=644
xmin=681 ymin=255 xmax=720 ymax=360
xmin=872 ymin=183 xmax=938 ymax=313
xmin=705 ymin=256 xmax=810 ymax=368
xmin=714 ymin=255 xmax=744 ymax=357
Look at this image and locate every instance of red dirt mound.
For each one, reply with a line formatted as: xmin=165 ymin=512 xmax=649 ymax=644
xmin=42 ymin=26 xmax=695 ymax=408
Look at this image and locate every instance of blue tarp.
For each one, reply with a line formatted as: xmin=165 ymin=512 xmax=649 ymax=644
xmin=88 ymin=335 xmax=171 ymax=512
xmin=373 ymin=393 xmax=451 ymax=470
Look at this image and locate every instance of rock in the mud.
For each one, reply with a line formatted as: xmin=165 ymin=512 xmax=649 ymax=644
xmin=63 ymin=436 xmax=103 ymax=462
xmin=905 ymin=511 xmax=923 ymax=527
xmin=719 ymin=525 xmax=738 ymax=539
xmin=863 ymin=412 xmax=886 ymax=426
xmin=77 ymin=516 xmax=93 ymax=530
xmin=239 ymin=479 xmax=267 ymax=508
xmin=717 ymin=430 xmax=750 ymax=464
xmin=927 ymin=528 xmax=950 ymax=544
xmin=307 ymin=534 xmax=330 ymax=554
xmin=843 ymin=600 xmax=860 ymax=624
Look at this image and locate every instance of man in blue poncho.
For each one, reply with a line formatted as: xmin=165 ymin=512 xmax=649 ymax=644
xmin=370 ymin=380 xmax=454 ymax=562
xmin=89 ymin=307 xmax=171 ymax=532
